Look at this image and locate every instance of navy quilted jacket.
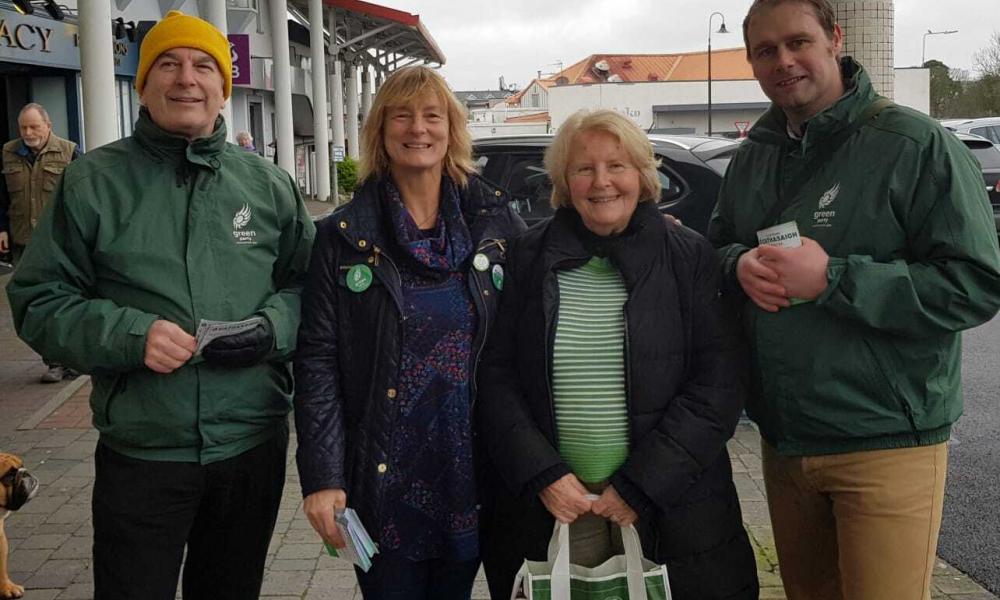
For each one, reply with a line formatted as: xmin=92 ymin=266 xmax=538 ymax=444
xmin=293 ymin=173 xmax=525 ymax=540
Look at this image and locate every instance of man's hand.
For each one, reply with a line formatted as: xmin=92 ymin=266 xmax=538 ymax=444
xmin=756 ymin=237 xmax=830 ymax=301
xmin=202 ymin=320 xmax=274 ymax=369
xmin=144 ymin=320 xmax=196 ymax=374
xmin=736 ymin=247 xmax=790 ymax=312
xmin=0 ymin=231 xmax=8 ymax=253
xmin=540 ymin=473 xmax=593 ymax=524
xmin=590 ymin=485 xmax=638 ymax=527
xmin=304 ymin=488 xmax=348 ymax=549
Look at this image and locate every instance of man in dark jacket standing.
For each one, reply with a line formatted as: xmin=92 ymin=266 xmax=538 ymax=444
xmin=6 ymin=12 xmax=314 ymax=599
xmin=1 ymin=102 xmax=80 ymax=382
xmin=709 ymin=1 xmax=1000 ymax=599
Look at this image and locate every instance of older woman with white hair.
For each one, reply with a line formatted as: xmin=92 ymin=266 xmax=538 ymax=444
xmin=477 ymin=109 xmax=759 ymax=599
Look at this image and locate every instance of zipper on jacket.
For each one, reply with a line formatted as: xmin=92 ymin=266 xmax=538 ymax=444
xmin=468 ymin=238 xmax=508 ymax=406
xmin=622 ymin=304 xmax=635 ymax=448
xmin=468 ymin=269 xmax=488 ymax=407
xmin=372 ymin=245 xmax=404 ymax=317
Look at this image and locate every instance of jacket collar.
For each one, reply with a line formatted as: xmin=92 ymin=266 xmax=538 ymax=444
xmin=15 ymin=133 xmax=62 ymax=162
xmin=333 ymin=173 xmax=509 ymax=253
xmin=541 ymin=201 xmax=664 ymax=289
xmin=132 ymin=107 xmax=227 ymax=170
xmin=748 ymin=56 xmax=877 ymax=152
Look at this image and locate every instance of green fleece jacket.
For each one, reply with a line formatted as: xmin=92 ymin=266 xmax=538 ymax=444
xmin=708 ymin=58 xmax=1000 ymax=456
xmin=6 ymin=110 xmax=315 ymax=463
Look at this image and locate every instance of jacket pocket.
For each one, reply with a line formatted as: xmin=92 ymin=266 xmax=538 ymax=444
xmin=41 ymin=165 xmax=64 ymax=192
xmin=91 ymin=374 xmax=127 ymax=429
xmin=861 ymin=339 xmax=920 ymax=440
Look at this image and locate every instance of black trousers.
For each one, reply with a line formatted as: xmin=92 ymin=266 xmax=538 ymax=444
xmin=92 ymin=431 xmax=288 ymax=600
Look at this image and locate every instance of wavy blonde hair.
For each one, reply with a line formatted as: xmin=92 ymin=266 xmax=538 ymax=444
xmin=358 ymin=66 xmax=476 ymax=186
xmin=545 ymin=109 xmax=661 ymax=209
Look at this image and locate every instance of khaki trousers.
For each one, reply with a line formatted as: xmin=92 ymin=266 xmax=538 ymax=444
xmin=762 ymin=441 xmax=948 ymax=600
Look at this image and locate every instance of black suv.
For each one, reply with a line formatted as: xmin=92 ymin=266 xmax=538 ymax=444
xmin=473 ymin=134 xmax=740 ymax=235
xmin=956 ymin=132 xmax=1000 ymax=236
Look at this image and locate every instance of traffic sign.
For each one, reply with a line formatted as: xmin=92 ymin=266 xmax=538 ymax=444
xmin=333 ymin=145 xmax=346 ymax=162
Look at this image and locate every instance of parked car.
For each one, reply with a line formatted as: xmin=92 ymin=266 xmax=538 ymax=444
xmin=942 ymin=117 xmax=1000 ymax=147
xmin=473 ymin=134 xmax=740 ymax=235
xmin=956 ymin=132 xmax=1000 ymax=236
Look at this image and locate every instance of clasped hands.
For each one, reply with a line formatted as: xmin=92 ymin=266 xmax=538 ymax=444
xmin=736 ymin=236 xmax=830 ymax=312
xmin=540 ymin=473 xmax=638 ymax=527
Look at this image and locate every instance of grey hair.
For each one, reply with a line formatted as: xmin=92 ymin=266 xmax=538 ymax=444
xmin=18 ymin=103 xmax=51 ymax=124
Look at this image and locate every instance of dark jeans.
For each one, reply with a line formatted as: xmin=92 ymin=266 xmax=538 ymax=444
xmin=92 ymin=431 xmax=287 ymax=600
xmin=355 ymin=554 xmax=480 ymax=600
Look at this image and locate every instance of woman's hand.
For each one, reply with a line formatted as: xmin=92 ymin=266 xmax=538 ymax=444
xmin=303 ymin=488 xmax=348 ymax=548
xmin=591 ymin=485 xmax=638 ymax=527
xmin=540 ymin=473 xmax=593 ymax=524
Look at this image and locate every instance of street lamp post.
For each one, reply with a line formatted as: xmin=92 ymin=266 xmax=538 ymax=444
xmin=922 ymin=29 xmax=958 ymax=66
xmin=708 ymin=11 xmax=729 ymax=136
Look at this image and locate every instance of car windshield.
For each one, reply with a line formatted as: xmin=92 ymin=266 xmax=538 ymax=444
xmin=969 ymin=146 xmax=1000 ymax=170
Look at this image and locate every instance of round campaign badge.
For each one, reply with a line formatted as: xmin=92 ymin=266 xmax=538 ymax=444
xmin=491 ymin=264 xmax=504 ymax=290
xmin=473 ymin=253 xmax=490 ymax=272
xmin=346 ymin=264 xmax=373 ymax=292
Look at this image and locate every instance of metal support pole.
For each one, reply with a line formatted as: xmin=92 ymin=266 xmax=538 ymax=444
xmin=201 ymin=0 xmax=235 ymax=142
xmin=345 ymin=62 xmax=360 ymax=160
xmin=269 ymin=0 xmax=296 ymax=176
xmin=79 ymin=0 xmax=118 ymax=150
xmin=309 ymin=0 xmax=330 ymax=201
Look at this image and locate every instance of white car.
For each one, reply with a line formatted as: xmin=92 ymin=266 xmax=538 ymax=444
xmin=941 ymin=117 xmax=1000 ymax=146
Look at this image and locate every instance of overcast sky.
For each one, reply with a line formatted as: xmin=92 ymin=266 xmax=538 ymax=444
xmin=382 ymin=0 xmax=996 ymax=91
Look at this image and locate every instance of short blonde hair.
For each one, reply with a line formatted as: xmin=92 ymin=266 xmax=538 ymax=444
xmin=358 ymin=66 xmax=476 ymax=186
xmin=545 ymin=109 xmax=661 ymax=209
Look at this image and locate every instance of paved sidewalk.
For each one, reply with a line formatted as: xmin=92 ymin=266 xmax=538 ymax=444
xmin=3 ymin=254 xmax=998 ymax=598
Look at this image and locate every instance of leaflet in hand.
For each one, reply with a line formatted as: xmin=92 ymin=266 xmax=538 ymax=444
xmin=755 ymin=221 xmax=811 ymax=305
xmin=756 ymin=220 xmax=802 ymax=248
xmin=194 ymin=316 xmax=266 ymax=355
xmin=323 ymin=508 xmax=378 ymax=572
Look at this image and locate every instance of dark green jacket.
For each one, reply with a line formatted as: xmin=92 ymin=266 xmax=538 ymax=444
xmin=708 ymin=58 xmax=1000 ymax=456
xmin=6 ymin=110 xmax=316 ymax=463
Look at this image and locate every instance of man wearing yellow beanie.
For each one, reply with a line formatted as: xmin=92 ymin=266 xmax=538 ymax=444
xmin=6 ymin=10 xmax=315 ymax=600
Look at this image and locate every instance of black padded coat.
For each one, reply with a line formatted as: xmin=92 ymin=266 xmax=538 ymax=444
xmin=293 ymin=174 xmax=525 ymax=542
xmin=477 ymin=202 xmax=759 ymax=600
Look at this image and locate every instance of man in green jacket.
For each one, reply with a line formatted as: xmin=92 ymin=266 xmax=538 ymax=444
xmin=6 ymin=12 xmax=315 ymax=599
xmin=708 ymin=1 xmax=1000 ymax=598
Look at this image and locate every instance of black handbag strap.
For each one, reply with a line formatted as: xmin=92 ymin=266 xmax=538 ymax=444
xmin=760 ymin=97 xmax=894 ymax=229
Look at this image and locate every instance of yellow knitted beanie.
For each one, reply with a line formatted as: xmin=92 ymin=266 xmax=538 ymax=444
xmin=135 ymin=11 xmax=232 ymax=99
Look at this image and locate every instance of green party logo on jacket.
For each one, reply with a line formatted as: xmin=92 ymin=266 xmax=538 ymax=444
xmin=232 ymin=203 xmax=258 ymax=245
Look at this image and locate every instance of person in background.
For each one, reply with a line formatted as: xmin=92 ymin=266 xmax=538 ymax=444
xmin=708 ymin=0 xmax=1000 ymax=598
xmin=478 ymin=109 xmax=758 ymax=600
xmin=236 ymin=130 xmax=256 ymax=152
xmin=6 ymin=11 xmax=314 ymax=599
xmin=293 ymin=65 xmax=524 ymax=599
xmin=1 ymin=102 xmax=80 ymax=383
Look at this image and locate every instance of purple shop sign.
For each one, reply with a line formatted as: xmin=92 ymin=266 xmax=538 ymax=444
xmin=229 ymin=34 xmax=251 ymax=86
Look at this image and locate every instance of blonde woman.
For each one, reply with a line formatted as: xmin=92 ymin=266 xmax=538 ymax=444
xmin=293 ymin=66 xmax=524 ymax=599
xmin=477 ymin=109 xmax=758 ymax=599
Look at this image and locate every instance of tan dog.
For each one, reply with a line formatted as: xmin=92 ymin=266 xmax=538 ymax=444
xmin=0 ymin=453 xmax=39 ymax=599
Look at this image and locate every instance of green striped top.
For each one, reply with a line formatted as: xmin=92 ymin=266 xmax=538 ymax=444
xmin=552 ymin=256 xmax=629 ymax=483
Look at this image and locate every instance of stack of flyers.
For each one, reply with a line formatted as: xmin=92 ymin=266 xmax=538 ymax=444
xmin=323 ymin=508 xmax=378 ymax=572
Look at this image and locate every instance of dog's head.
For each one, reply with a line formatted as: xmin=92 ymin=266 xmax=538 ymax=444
xmin=0 ymin=453 xmax=39 ymax=512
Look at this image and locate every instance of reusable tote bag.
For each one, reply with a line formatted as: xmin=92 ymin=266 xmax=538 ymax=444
xmin=511 ymin=520 xmax=672 ymax=600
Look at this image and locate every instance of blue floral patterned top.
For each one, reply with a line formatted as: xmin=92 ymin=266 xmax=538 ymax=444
xmin=377 ymin=176 xmax=480 ymax=561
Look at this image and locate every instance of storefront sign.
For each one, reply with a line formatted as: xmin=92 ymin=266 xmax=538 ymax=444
xmin=0 ymin=10 xmax=138 ymax=76
xmin=229 ymin=33 xmax=250 ymax=86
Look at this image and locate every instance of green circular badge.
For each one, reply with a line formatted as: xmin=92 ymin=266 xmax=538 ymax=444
xmin=346 ymin=264 xmax=373 ymax=292
xmin=473 ymin=253 xmax=490 ymax=272
xmin=491 ymin=264 xmax=504 ymax=290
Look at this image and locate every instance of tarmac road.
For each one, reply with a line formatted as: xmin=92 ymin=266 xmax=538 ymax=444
xmin=938 ymin=312 xmax=1000 ymax=594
